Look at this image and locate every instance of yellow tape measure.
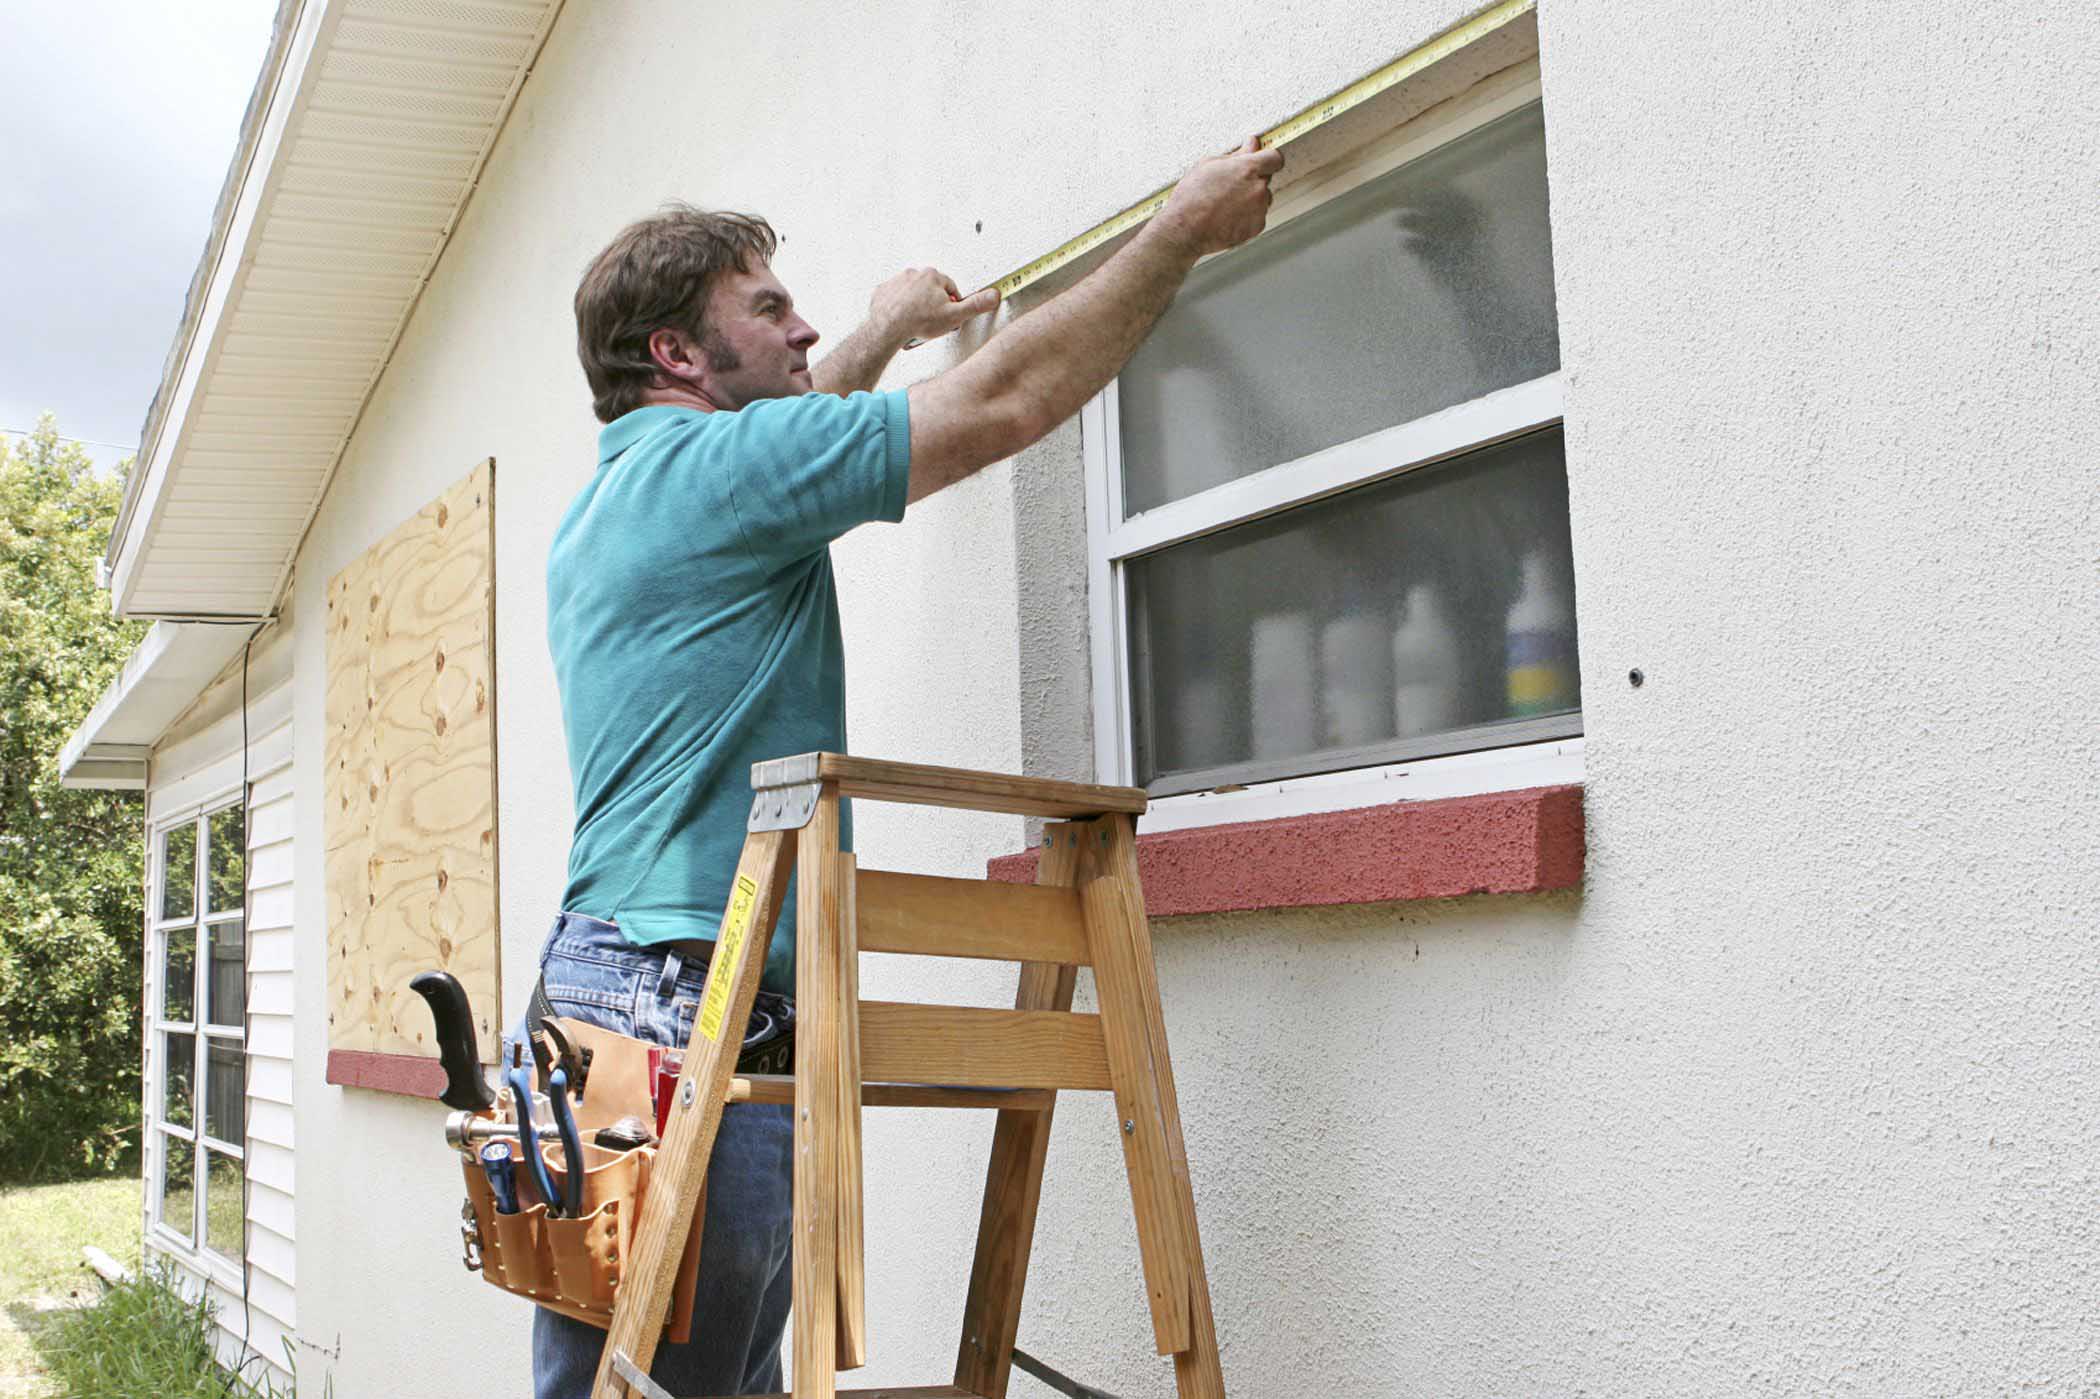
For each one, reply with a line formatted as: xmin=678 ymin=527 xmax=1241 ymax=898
xmin=988 ymin=0 xmax=1535 ymax=301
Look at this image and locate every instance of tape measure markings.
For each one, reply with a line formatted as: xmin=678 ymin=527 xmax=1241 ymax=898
xmin=988 ymin=0 xmax=1535 ymax=301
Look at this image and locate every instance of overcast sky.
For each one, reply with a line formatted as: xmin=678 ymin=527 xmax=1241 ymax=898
xmin=2 ymin=2 xmax=278 ymax=470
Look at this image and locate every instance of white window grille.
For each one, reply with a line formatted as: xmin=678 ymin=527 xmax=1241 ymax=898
xmin=148 ymin=798 xmax=247 ymax=1265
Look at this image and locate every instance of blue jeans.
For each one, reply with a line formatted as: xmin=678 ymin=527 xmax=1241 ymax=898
xmin=519 ymin=912 xmax=794 ymax=1399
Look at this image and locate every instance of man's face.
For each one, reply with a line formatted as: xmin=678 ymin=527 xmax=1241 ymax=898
xmin=694 ymin=261 xmax=819 ymax=408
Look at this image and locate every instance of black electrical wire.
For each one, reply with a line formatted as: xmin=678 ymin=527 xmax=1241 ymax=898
xmin=220 ymin=621 xmax=269 ymax=1397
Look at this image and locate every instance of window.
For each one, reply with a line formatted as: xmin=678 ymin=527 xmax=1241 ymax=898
xmin=150 ymin=800 xmax=247 ymax=1264
xmin=1086 ymin=76 xmax=1578 ymax=805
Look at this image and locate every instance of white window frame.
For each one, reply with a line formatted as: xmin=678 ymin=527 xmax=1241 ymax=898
xmin=146 ymin=788 xmax=248 ymax=1284
xmin=1082 ymin=64 xmax=1584 ymax=833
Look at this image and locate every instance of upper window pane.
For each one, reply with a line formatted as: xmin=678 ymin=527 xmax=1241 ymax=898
xmin=206 ymin=918 xmax=245 ymax=1028
xmin=1118 ymin=101 xmax=1558 ymax=515
xmin=1126 ymin=428 xmax=1579 ymax=791
xmin=160 ymin=823 xmax=196 ymax=921
xmin=163 ymin=930 xmax=196 ymax=1024
xmin=207 ymin=805 xmax=244 ymax=915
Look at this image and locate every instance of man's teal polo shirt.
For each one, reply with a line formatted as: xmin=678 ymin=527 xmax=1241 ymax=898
xmin=547 ymin=390 xmax=911 ymax=995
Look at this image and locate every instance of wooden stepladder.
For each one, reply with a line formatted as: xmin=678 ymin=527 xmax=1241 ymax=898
xmin=591 ymin=752 xmax=1224 ymax=1399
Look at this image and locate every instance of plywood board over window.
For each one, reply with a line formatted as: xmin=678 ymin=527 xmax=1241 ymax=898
xmin=325 ymin=461 xmax=499 ymax=1074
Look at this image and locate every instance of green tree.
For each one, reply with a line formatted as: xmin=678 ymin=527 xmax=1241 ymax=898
xmin=0 ymin=414 xmax=148 ymax=1179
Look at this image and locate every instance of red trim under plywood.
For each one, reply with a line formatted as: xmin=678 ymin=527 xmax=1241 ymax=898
xmin=325 ymin=1049 xmax=447 ymax=1099
xmin=988 ymin=784 xmax=1583 ymax=915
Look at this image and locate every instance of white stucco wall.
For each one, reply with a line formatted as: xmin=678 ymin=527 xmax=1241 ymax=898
xmin=280 ymin=1 xmax=2099 ymax=1394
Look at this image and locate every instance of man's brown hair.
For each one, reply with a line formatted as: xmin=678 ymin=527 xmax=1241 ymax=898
xmin=574 ymin=204 xmax=779 ymax=423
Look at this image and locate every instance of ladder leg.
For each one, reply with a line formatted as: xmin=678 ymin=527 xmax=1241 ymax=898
xmin=954 ymin=822 xmax=1085 ymax=1399
xmin=1079 ymin=815 xmax=1224 ymax=1399
xmin=792 ymin=785 xmax=844 ymax=1399
xmin=835 ymin=852 xmax=866 ymax=1371
xmin=591 ymin=826 xmax=796 ymax=1399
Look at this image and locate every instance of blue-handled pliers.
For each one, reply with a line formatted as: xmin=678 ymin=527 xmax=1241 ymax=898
xmin=506 ymin=1063 xmax=570 ymax=1216
xmin=545 ymin=1066 xmax=586 ymax=1217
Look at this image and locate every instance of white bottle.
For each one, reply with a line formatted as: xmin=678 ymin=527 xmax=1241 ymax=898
xmin=1505 ymin=549 xmax=1577 ymax=716
xmin=1319 ymin=600 xmax=1392 ymax=750
xmin=1171 ymin=667 xmax=1233 ymax=774
xmin=1391 ymin=583 xmax=1462 ymax=738
xmin=1249 ymin=610 xmax=1316 ymax=760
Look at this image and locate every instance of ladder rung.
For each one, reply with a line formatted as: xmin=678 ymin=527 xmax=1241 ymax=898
xmin=862 ymin=1001 xmax=1113 ymax=1091
xmin=728 ymin=1074 xmax=1055 ymax=1111
xmin=751 ymin=751 xmax=1146 ymax=818
xmin=694 ymin=1388 xmax=982 ymax=1398
xmin=857 ymin=869 xmax=1091 ymax=965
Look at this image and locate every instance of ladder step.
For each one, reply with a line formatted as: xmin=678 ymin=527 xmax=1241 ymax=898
xmin=858 ymin=869 xmax=1091 ymax=965
xmin=751 ymin=751 xmax=1146 ymax=819
xmin=729 ymin=1074 xmax=1055 ymax=1110
xmin=861 ymin=1001 xmax=1112 ymax=1091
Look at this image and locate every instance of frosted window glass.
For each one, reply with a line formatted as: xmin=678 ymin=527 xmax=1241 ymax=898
xmin=1119 ymin=102 xmax=1559 ymax=515
xmin=1126 ymin=429 xmax=1578 ymax=789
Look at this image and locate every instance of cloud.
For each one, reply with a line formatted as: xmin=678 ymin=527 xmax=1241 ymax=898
xmin=0 ymin=1 xmax=277 ymax=458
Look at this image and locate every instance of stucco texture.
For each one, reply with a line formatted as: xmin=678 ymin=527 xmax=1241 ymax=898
xmin=281 ymin=0 xmax=2098 ymax=1395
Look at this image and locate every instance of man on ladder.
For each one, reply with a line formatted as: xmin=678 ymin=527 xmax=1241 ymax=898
xmin=536 ymin=136 xmax=1282 ymax=1397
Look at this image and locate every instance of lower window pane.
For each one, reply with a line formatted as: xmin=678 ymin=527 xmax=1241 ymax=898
xmin=204 ymin=1150 xmax=244 ymax=1259
xmin=163 ymin=1033 xmax=195 ymax=1129
xmin=205 ymin=1039 xmax=244 ymax=1145
xmin=159 ymin=1134 xmax=195 ymax=1241
xmin=1126 ymin=427 xmax=1580 ymax=790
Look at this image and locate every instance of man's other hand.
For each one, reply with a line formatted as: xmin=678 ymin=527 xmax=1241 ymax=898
xmin=1152 ymin=136 xmax=1284 ymax=258
xmin=873 ymin=267 xmax=1000 ymax=346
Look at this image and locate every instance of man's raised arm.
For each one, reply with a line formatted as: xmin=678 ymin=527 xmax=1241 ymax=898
xmin=811 ymin=269 xmax=999 ymax=397
xmin=904 ymin=136 xmax=1283 ymax=503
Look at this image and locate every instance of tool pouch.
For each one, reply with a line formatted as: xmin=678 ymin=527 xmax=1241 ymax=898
xmin=459 ymin=1020 xmax=706 ymax=1342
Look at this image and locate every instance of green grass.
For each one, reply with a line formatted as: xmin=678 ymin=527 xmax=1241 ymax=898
xmin=0 ymin=1176 xmax=308 ymax=1399
xmin=0 ymin=1175 xmax=140 ymax=1394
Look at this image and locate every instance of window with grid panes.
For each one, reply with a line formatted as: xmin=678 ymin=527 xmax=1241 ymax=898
xmin=150 ymin=800 xmax=246 ymax=1263
xmin=1088 ymin=88 xmax=1579 ymax=797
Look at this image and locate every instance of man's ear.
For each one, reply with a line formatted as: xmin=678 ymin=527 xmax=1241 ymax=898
xmin=646 ymin=326 xmax=700 ymax=385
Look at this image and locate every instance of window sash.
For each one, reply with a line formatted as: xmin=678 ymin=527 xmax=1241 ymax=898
xmin=1085 ymin=72 xmax=1574 ymax=798
xmin=146 ymin=797 xmax=247 ymax=1267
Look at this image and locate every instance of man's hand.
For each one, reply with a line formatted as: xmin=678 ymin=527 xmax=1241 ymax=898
xmin=871 ymin=267 xmax=1000 ymax=347
xmin=1150 ymin=136 xmax=1284 ymax=258
xmin=812 ymin=267 xmax=999 ymax=396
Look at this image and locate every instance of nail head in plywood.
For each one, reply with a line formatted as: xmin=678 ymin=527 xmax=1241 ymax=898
xmin=323 ymin=460 xmax=500 ymax=1064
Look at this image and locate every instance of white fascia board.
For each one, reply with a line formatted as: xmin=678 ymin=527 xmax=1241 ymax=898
xmin=57 ymin=623 xmax=259 ymax=789
xmin=105 ymin=0 xmax=338 ymax=619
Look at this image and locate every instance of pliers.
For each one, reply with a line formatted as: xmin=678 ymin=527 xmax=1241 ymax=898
xmin=506 ymin=1057 xmax=585 ymax=1217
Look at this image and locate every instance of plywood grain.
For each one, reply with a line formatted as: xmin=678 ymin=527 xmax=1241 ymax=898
xmin=324 ymin=461 xmax=500 ymax=1061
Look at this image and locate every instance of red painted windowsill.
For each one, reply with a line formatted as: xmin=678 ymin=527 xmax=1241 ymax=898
xmin=326 ymin=1049 xmax=449 ymax=1099
xmin=988 ymin=784 xmax=1584 ymax=915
